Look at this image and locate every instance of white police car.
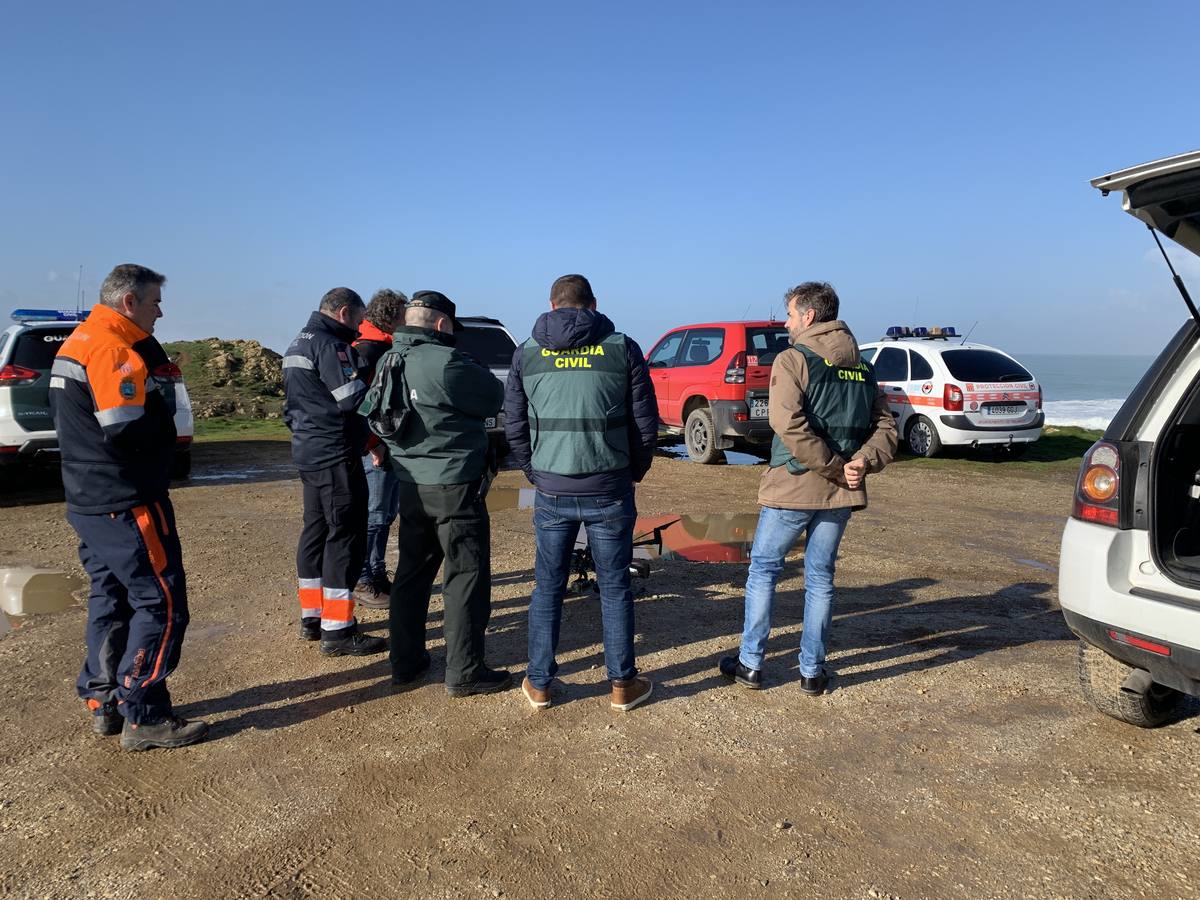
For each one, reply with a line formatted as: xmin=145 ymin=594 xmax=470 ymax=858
xmin=859 ymin=326 xmax=1043 ymax=457
xmin=0 ymin=308 xmax=195 ymax=478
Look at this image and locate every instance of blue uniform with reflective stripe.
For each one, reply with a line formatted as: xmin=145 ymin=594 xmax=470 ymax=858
xmin=282 ymin=311 xmax=370 ymax=471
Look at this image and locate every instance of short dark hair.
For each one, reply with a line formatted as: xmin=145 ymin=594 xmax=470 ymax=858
xmin=549 ymin=274 xmax=596 ymax=309
xmin=364 ymin=289 xmax=407 ymax=331
xmin=785 ymin=282 xmax=839 ymax=323
xmin=319 ymin=287 xmax=364 ymax=314
xmin=99 ymin=264 xmax=166 ymax=309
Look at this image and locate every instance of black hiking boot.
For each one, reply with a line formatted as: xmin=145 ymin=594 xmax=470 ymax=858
xmin=320 ymin=629 xmax=387 ymax=657
xmin=299 ymin=617 xmax=321 ymax=641
xmin=120 ymin=715 xmax=209 ymax=751
xmin=391 ymin=650 xmax=432 ymax=686
xmin=446 ymin=668 xmax=512 ymax=698
xmin=88 ymin=700 xmax=122 ymax=736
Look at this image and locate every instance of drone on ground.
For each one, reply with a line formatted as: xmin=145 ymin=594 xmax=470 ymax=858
xmin=568 ymin=518 xmax=681 ymax=596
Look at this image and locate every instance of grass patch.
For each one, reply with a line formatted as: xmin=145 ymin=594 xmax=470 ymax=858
xmin=192 ymin=416 xmax=290 ymax=442
xmin=893 ymin=425 xmax=1101 ymax=477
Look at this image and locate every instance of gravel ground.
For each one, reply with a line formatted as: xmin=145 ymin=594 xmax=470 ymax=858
xmin=0 ymin=441 xmax=1197 ymax=899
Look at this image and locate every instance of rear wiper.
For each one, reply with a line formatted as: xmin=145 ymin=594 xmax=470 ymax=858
xmin=1149 ymin=225 xmax=1200 ymax=325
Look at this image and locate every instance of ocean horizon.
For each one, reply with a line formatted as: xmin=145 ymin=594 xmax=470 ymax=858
xmin=1018 ymin=353 xmax=1155 ymax=432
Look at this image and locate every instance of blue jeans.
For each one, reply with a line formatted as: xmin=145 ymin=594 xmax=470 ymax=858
xmin=527 ymin=490 xmax=638 ymax=689
xmin=739 ymin=505 xmax=852 ymax=677
xmin=359 ymin=455 xmax=400 ymax=582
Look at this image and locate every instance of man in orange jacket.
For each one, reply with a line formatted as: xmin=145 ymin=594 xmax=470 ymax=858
xmin=51 ymin=263 xmax=208 ymax=751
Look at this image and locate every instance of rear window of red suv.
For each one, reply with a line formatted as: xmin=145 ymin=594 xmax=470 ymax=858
xmin=746 ymin=326 xmax=789 ymax=366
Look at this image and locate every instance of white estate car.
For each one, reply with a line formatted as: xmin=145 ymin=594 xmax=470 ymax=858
xmin=859 ymin=328 xmax=1044 ymax=457
xmin=1059 ymin=149 xmax=1200 ymax=727
xmin=0 ymin=308 xmax=195 ymax=479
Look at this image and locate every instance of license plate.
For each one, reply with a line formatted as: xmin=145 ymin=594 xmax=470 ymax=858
xmin=750 ymin=399 xmax=769 ymax=418
xmin=985 ymin=404 xmax=1024 ymax=417
xmin=485 ymin=417 xmax=497 ymax=429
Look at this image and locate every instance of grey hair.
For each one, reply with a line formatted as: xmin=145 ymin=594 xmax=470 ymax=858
xmin=784 ymin=281 xmax=840 ymax=323
xmin=99 ymin=264 xmax=166 ymax=309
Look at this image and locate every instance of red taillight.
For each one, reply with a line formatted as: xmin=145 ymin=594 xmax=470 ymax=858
xmin=1107 ymin=629 xmax=1171 ymax=656
xmin=725 ymin=351 xmax=747 ymax=384
xmin=0 ymin=445 xmax=20 ymax=454
xmin=0 ymin=364 xmax=40 ymax=386
xmin=175 ymin=435 xmax=193 ymax=446
xmin=1035 ymin=386 xmax=1043 ymax=411
xmin=943 ymin=383 xmax=964 ymax=412
xmin=1072 ymin=440 xmax=1121 ymax=528
xmin=153 ymin=363 xmax=183 ymax=380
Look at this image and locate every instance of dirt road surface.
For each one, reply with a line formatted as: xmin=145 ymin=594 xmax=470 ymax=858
xmin=1 ymin=442 xmax=1197 ymax=899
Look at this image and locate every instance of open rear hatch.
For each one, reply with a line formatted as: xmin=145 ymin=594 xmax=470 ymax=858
xmin=1095 ymin=151 xmax=1200 ymax=587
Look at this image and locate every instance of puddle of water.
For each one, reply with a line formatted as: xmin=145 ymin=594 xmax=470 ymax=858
xmin=190 ymin=464 xmax=295 ymax=483
xmin=0 ymin=567 xmax=83 ymax=616
xmin=660 ymin=445 xmax=767 ymax=466
xmin=1014 ymin=558 xmax=1057 ymax=572
xmin=486 ymin=486 xmax=763 ymax=564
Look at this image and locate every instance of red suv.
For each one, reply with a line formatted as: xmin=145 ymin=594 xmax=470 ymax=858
xmin=646 ymin=320 xmax=789 ymax=463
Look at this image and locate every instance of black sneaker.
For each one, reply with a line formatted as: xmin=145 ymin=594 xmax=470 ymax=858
xmin=799 ymin=670 xmax=830 ymax=696
xmin=120 ymin=715 xmax=209 ymax=751
xmin=320 ymin=630 xmax=387 ymax=657
xmin=89 ymin=701 xmax=122 ymax=736
xmin=446 ymin=668 xmax=512 ymax=697
xmin=299 ymin=617 xmax=320 ymax=641
xmin=719 ymin=655 xmax=763 ymax=689
xmin=391 ymin=650 xmax=432 ymax=686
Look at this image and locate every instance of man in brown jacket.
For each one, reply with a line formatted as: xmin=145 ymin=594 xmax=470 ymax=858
xmin=719 ymin=282 xmax=898 ymax=695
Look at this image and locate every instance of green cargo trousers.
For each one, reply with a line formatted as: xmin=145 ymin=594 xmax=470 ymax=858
xmin=389 ymin=479 xmax=491 ymax=687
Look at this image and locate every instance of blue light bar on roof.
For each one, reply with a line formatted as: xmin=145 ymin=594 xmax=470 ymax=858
xmin=10 ymin=308 xmax=89 ymax=323
xmin=943 ymin=326 xmax=957 ymax=337
xmin=885 ymin=326 xmax=904 ymax=338
xmin=912 ymin=326 xmax=929 ymax=337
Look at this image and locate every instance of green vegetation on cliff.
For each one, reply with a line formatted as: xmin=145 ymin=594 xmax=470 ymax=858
xmin=162 ymin=338 xmax=284 ymax=420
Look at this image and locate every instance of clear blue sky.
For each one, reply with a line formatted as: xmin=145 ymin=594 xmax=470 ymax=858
xmin=2 ymin=2 xmax=1197 ymax=358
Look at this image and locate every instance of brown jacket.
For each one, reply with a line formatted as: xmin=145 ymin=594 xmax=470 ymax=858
xmin=758 ymin=320 xmax=898 ymax=510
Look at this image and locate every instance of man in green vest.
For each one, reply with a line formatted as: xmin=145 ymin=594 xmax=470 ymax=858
xmin=504 ymin=274 xmax=660 ymax=712
xmin=364 ymin=291 xmax=511 ymax=697
xmin=719 ymin=282 xmax=898 ymax=695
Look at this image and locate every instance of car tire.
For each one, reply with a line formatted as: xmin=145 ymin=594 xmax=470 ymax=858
xmin=905 ymin=415 xmax=942 ymax=458
xmin=169 ymin=449 xmax=192 ymax=481
xmin=1076 ymin=640 xmax=1184 ymax=728
xmin=684 ymin=407 xmax=725 ymax=465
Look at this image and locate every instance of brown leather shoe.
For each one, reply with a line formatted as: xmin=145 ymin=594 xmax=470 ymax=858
xmin=610 ymin=675 xmax=653 ymax=712
xmin=521 ymin=677 xmax=551 ymax=709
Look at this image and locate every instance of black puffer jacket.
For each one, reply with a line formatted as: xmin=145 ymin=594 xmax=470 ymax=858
xmin=282 ymin=311 xmax=369 ymax=471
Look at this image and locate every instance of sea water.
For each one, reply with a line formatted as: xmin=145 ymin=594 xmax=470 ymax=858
xmin=1019 ymin=353 xmax=1156 ymax=431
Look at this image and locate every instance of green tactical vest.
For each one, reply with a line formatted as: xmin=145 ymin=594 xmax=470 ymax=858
xmin=521 ymin=332 xmax=630 ymax=475
xmin=769 ymin=344 xmax=877 ymax=475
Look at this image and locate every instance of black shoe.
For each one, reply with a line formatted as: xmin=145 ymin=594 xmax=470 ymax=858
xmin=372 ymin=573 xmax=393 ymax=595
xmin=320 ymin=630 xmax=388 ymax=657
xmin=719 ymin=655 xmax=763 ymax=689
xmin=89 ymin=701 xmax=122 ymax=736
xmin=799 ymin=670 xmax=830 ymax=696
xmin=446 ymin=668 xmax=512 ymax=698
xmin=299 ymin=617 xmax=320 ymax=641
xmin=392 ymin=651 xmax=432 ymax=686
xmin=120 ymin=715 xmax=209 ymax=751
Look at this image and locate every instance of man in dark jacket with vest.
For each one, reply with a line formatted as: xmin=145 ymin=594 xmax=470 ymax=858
xmin=719 ymin=282 xmax=897 ymax=695
xmin=352 ymin=288 xmax=408 ymax=607
xmin=283 ymin=287 xmax=386 ymax=657
xmin=504 ymin=274 xmax=659 ymax=712
xmin=369 ymin=291 xmax=510 ymax=695
xmin=51 ymin=263 xmax=208 ymax=750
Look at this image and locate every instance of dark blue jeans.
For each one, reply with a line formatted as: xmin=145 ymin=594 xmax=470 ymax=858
xmin=527 ymin=490 xmax=637 ymax=689
xmin=358 ymin=455 xmax=400 ymax=582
